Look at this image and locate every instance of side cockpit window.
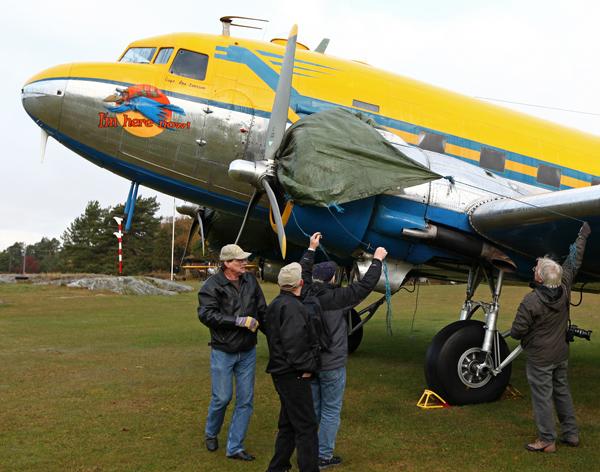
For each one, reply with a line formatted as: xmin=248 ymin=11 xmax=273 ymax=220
xmin=119 ymin=47 xmax=156 ymax=64
xmin=170 ymin=49 xmax=208 ymax=81
xmin=154 ymin=48 xmax=174 ymax=65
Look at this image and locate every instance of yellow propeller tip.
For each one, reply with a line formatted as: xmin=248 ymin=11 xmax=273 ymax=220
xmin=289 ymin=24 xmax=298 ymax=37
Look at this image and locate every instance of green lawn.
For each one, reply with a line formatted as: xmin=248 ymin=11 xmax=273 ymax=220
xmin=1 ymin=281 xmax=599 ymax=471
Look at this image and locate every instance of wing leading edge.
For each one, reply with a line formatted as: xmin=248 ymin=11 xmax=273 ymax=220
xmin=468 ymin=185 xmax=600 ymax=278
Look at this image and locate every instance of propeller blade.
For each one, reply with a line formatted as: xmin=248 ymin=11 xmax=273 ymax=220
xmin=262 ymin=179 xmax=287 ymax=259
xmin=235 ymin=188 xmax=262 ymax=245
xmin=197 ymin=210 xmax=206 ymax=257
xmin=264 ymin=24 xmax=298 ymax=161
xmin=180 ymin=216 xmax=199 ymax=266
xmin=40 ymin=128 xmax=49 ymax=163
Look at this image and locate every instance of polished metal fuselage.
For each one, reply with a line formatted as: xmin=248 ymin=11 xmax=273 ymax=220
xmin=22 ymin=76 xmax=545 ymax=219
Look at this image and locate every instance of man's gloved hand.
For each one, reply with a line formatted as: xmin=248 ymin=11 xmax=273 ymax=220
xmin=580 ymin=222 xmax=591 ymax=238
xmin=235 ymin=316 xmax=259 ymax=332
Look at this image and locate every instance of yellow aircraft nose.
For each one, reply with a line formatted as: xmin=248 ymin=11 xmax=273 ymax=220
xmin=21 ymin=64 xmax=72 ymax=131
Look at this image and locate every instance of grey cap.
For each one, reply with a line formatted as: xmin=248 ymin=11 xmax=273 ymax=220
xmin=219 ymin=244 xmax=252 ymax=261
xmin=278 ymin=262 xmax=302 ymax=288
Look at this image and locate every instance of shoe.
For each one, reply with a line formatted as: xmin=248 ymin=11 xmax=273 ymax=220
xmin=227 ymin=450 xmax=255 ymax=461
xmin=525 ymin=439 xmax=556 ymax=453
xmin=560 ymin=437 xmax=580 ymax=447
xmin=319 ymin=455 xmax=342 ymax=469
xmin=205 ymin=436 xmax=218 ymax=452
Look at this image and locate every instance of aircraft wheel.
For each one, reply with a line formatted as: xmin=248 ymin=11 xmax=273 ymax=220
xmin=425 ymin=320 xmax=511 ymax=405
xmin=347 ymin=309 xmax=364 ymax=354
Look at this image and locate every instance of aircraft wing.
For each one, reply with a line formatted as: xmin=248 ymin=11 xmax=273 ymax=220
xmin=468 ymin=185 xmax=600 ymax=279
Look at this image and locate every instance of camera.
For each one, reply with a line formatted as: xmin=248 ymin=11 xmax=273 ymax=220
xmin=566 ymin=324 xmax=592 ymax=343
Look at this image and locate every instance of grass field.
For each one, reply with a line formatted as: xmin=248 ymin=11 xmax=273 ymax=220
xmin=1 ymin=280 xmax=599 ymax=471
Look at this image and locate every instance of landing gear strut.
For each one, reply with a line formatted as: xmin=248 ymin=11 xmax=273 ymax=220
xmin=347 ymin=295 xmax=386 ymax=354
xmin=425 ymin=267 xmax=520 ymax=405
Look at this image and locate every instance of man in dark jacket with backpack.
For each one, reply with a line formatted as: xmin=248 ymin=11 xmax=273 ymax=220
xmin=303 ymin=242 xmax=387 ymax=468
xmin=511 ymin=222 xmax=590 ymax=453
xmin=265 ymin=248 xmax=322 ymax=472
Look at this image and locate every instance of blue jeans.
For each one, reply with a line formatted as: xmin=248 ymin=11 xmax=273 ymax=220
xmin=311 ymin=367 xmax=346 ymax=459
xmin=205 ymin=347 xmax=256 ymax=456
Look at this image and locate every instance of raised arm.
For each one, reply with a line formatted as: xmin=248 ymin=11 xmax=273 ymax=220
xmin=300 ymin=232 xmax=321 ymax=294
xmin=562 ymin=222 xmax=591 ymax=290
xmin=318 ymin=247 xmax=388 ymax=311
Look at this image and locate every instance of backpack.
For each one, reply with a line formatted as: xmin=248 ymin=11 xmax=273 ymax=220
xmin=303 ymin=294 xmax=332 ymax=354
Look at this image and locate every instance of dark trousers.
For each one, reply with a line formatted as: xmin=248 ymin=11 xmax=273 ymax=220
xmin=526 ymin=360 xmax=579 ymax=442
xmin=267 ymin=373 xmax=319 ymax=472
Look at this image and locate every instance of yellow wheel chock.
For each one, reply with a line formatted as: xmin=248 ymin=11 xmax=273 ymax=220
xmin=501 ymin=384 xmax=522 ymax=400
xmin=417 ymin=389 xmax=450 ymax=409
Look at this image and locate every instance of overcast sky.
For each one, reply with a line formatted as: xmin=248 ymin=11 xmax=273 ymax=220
xmin=2 ymin=0 xmax=600 ymax=250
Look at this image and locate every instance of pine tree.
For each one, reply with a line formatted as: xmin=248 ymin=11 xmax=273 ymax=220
xmin=61 ymin=201 xmax=113 ymax=273
xmin=28 ymin=237 xmax=62 ymax=273
xmin=0 ymin=242 xmax=25 ymax=273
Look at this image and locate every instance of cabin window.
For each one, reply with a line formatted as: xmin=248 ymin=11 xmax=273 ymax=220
xmin=154 ymin=48 xmax=174 ymax=65
xmin=120 ymin=47 xmax=156 ymax=64
xmin=352 ymin=99 xmax=380 ymax=113
xmin=537 ymin=164 xmax=561 ymax=188
xmin=479 ymin=147 xmax=506 ymax=172
xmin=170 ymin=49 xmax=209 ymax=81
xmin=592 ymin=177 xmax=600 ymax=186
xmin=418 ymin=131 xmax=446 ymax=153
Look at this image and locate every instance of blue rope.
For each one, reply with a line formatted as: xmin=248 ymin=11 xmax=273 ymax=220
xmin=383 ymin=261 xmax=393 ymax=335
xmin=291 ymin=207 xmax=331 ymax=260
xmin=566 ymin=242 xmax=579 ymax=268
xmin=325 ymin=206 xmax=373 ymax=251
xmin=294 ymin=203 xmax=394 ymax=335
xmin=328 ymin=202 xmax=345 ymax=213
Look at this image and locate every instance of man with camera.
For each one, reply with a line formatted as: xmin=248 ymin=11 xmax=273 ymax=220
xmin=511 ymin=222 xmax=591 ymax=453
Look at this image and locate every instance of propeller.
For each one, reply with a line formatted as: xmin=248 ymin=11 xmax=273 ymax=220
xmin=40 ymin=128 xmax=49 ymax=163
xmin=178 ymin=205 xmax=207 ymax=266
xmin=228 ymin=24 xmax=298 ymax=259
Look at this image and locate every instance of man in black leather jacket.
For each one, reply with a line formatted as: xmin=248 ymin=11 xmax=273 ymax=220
xmin=265 ymin=235 xmax=322 ymax=472
xmin=198 ymin=243 xmax=266 ymax=462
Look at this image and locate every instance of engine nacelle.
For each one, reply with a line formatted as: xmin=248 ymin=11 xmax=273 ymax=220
xmin=261 ymin=259 xmax=287 ymax=284
xmin=353 ymin=255 xmax=413 ymax=294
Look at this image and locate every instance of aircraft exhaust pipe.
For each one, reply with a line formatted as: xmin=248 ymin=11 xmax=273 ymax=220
xmin=403 ymin=224 xmax=516 ymax=272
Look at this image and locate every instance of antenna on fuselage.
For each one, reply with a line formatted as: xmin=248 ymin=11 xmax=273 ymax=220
xmin=315 ymin=38 xmax=330 ymax=53
xmin=220 ymin=16 xmax=268 ymax=36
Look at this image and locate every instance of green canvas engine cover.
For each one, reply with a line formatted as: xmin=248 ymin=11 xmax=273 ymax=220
xmin=276 ymin=108 xmax=441 ymax=207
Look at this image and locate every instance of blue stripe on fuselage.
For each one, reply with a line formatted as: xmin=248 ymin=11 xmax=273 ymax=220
xmin=213 ymin=45 xmax=595 ymax=188
xmin=28 ymin=66 xmax=594 ymax=190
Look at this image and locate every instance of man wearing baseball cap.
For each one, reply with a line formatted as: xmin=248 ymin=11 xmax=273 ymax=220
xmin=265 ymin=243 xmax=322 ymax=472
xmin=198 ymin=243 xmax=266 ymax=462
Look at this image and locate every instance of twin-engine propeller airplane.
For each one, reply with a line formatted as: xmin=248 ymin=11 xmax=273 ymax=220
xmin=22 ymin=16 xmax=600 ymax=405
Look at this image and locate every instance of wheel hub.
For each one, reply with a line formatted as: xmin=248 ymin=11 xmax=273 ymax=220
xmin=457 ymin=348 xmax=493 ymax=388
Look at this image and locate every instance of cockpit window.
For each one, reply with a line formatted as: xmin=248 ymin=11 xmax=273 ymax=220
xmin=154 ymin=48 xmax=174 ymax=65
xmin=169 ymin=49 xmax=208 ymax=81
xmin=120 ymin=47 xmax=156 ymax=64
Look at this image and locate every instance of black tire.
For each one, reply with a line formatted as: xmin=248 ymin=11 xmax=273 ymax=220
xmin=347 ymin=309 xmax=363 ymax=354
xmin=425 ymin=320 xmax=512 ymax=405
